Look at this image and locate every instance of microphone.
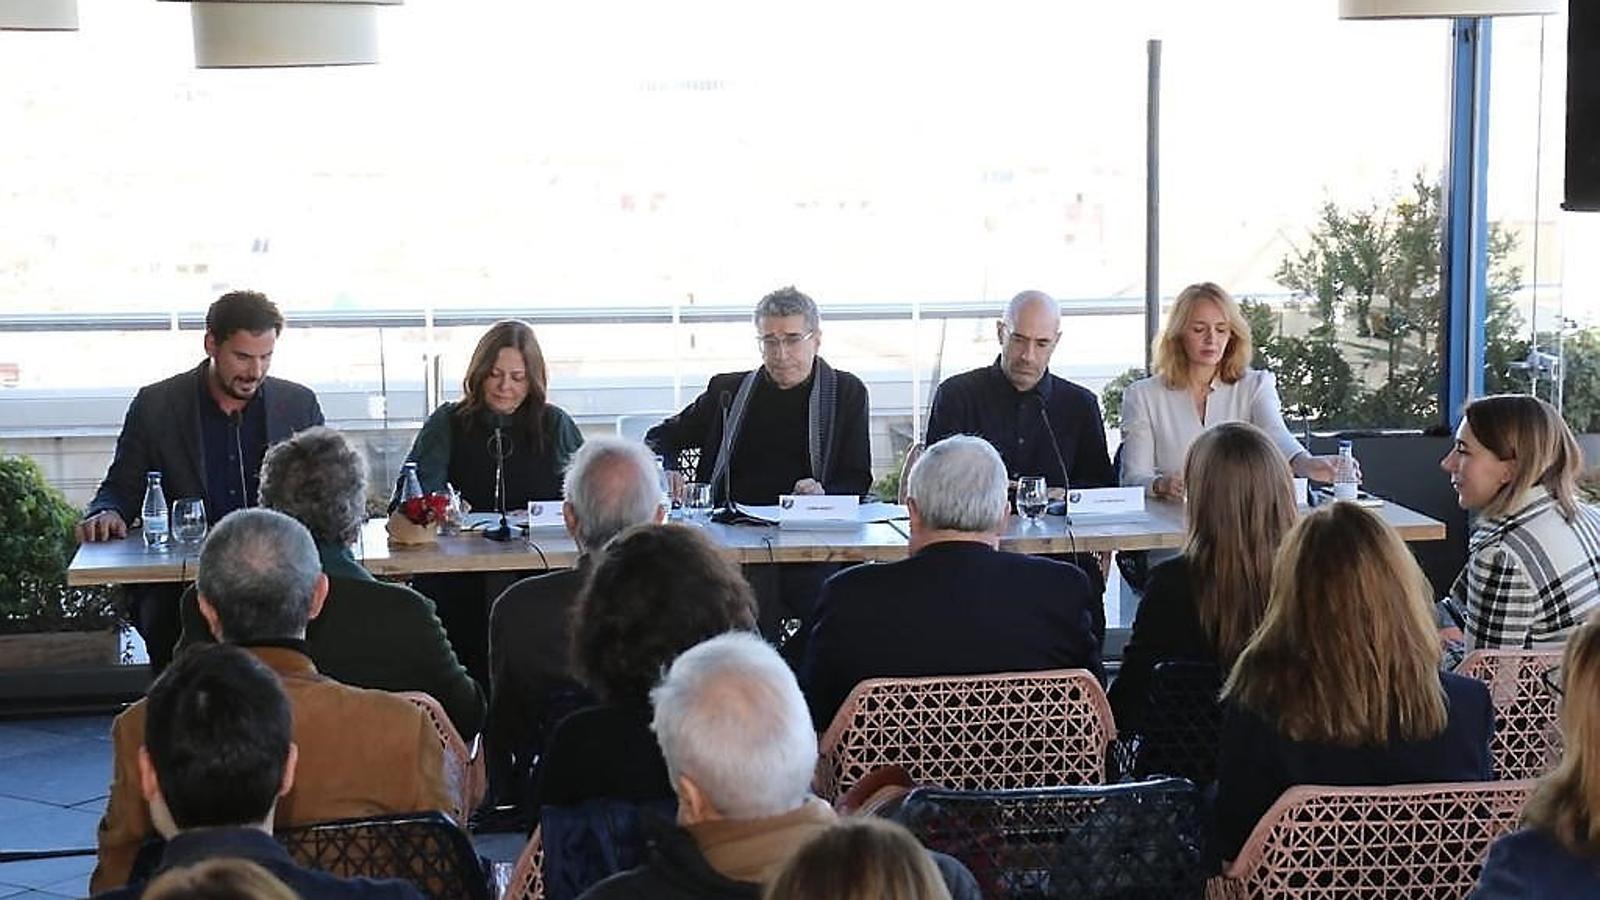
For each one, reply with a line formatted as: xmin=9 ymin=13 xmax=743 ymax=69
xmin=229 ymin=410 xmax=251 ymax=509
xmin=710 ymin=390 xmax=744 ymax=525
xmin=1034 ymin=396 xmax=1072 ymax=518
xmin=483 ymin=412 xmax=514 ymax=542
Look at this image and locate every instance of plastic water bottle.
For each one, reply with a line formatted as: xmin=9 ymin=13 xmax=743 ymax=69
xmin=1333 ymin=440 xmax=1359 ymax=501
xmin=653 ymin=456 xmax=673 ymax=512
xmin=142 ymin=472 xmax=170 ymax=550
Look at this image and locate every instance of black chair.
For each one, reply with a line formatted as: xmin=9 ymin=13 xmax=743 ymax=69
xmin=1122 ymin=662 xmax=1224 ymax=786
xmin=889 ymin=778 xmax=1205 ymax=900
xmin=276 ymin=811 xmax=489 ymax=900
xmin=535 ymin=797 xmax=677 ymax=900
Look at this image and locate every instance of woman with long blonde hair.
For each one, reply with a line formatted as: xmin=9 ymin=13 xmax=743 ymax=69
xmin=1440 ymin=394 xmax=1600 ymax=655
xmin=1210 ymin=502 xmax=1493 ymax=864
xmin=1472 ymin=614 xmax=1600 ymax=897
xmin=1119 ymin=281 xmax=1349 ymax=499
xmin=1109 ymin=422 xmax=1297 ymax=730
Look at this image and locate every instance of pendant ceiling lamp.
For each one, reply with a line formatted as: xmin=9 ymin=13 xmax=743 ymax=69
xmin=164 ymin=0 xmax=401 ymax=68
xmin=1339 ymin=0 xmax=1559 ymax=18
xmin=0 ymin=0 xmax=78 ymax=30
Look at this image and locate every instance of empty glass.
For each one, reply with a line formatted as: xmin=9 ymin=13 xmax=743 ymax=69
xmin=171 ymin=498 xmax=208 ymax=546
xmin=1016 ymin=475 xmax=1048 ymax=523
xmin=684 ymin=482 xmax=714 ymax=523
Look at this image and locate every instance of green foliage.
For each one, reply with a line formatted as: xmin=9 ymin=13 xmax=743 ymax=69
xmin=0 ymin=456 xmax=121 ymax=634
xmin=1099 ymin=367 xmax=1148 ymax=429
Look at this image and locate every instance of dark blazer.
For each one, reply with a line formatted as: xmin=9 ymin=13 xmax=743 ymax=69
xmin=93 ymin=826 xmax=423 ymax=900
xmin=175 ymin=546 xmax=485 ymax=738
xmin=487 ymin=561 xmax=596 ymax=806
xmin=88 ymin=360 xmax=323 ymax=524
xmin=1211 ymin=672 xmax=1495 ymax=865
xmin=1108 ymin=556 xmax=1218 ymax=731
xmin=534 ymin=704 xmax=674 ymax=813
xmin=643 ymin=367 xmax=873 ymax=498
xmin=1471 ymin=827 xmax=1600 ymax=899
xmin=798 ymin=540 xmax=1104 ymax=730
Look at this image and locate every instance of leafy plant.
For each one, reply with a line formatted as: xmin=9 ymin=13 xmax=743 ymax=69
xmin=1100 ymin=366 xmax=1148 ymax=430
xmin=0 ymin=456 xmax=122 ymax=634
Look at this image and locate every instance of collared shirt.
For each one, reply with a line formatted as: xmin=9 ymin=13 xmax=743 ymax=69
xmin=196 ymin=373 xmax=267 ymax=519
xmin=1117 ymin=368 xmax=1305 ymax=491
xmin=925 ymin=358 xmax=1114 ymax=488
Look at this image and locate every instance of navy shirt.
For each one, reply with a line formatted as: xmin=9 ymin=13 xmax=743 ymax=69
xmin=196 ymin=374 xmax=267 ymax=520
xmin=925 ymin=358 xmax=1114 ymax=489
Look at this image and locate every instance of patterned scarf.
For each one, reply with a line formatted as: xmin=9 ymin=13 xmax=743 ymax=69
xmin=710 ymin=357 xmax=839 ymax=497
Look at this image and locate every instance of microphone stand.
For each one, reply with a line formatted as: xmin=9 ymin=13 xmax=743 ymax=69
xmin=483 ymin=419 xmax=514 ymax=542
xmin=1035 ymin=396 xmax=1074 ymax=523
xmin=711 ymin=391 xmax=745 ymax=525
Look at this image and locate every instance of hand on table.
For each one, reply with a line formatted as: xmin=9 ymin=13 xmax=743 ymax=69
xmin=1151 ymin=474 xmax=1185 ymax=500
xmin=793 ymin=478 xmax=825 ymax=496
xmin=75 ymin=510 xmax=127 ymax=543
xmin=1301 ymin=454 xmax=1362 ymax=484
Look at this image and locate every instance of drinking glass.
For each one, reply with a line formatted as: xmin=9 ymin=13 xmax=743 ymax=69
xmin=684 ymin=482 xmax=714 ymax=523
xmin=171 ymin=498 xmax=208 ymax=546
xmin=1016 ymin=475 xmax=1048 ymax=523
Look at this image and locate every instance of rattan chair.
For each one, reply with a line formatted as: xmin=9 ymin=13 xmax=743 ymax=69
xmin=816 ymin=669 xmax=1116 ymax=800
xmin=1205 ymin=780 xmax=1536 ymax=900
xmin=504 ymin=827 xmax=547 ymax=900
xmin=1113 ymin=661 xmax=1225 ymax=785
xmin=502 ymin=798 xmax=675 ymax=900
xmin=277 ymin=811 xmax=489 ymax=900
xmin=398 ymin=690 xmax=486 ymax=826
xmin=1454 ymin=649 xmax=1565 ymax=780
xmin=890 ymin=778 xmax=1206 ymax=899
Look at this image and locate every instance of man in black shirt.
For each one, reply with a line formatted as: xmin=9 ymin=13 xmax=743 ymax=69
xmin=646 ymin=286 xmax=871 ymax=654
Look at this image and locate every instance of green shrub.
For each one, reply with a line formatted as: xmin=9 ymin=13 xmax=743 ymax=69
xmin=0 ymin=456 xmax=122 ymax=634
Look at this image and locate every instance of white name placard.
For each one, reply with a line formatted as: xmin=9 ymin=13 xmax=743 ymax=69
xmin=777 ymin=494 xmax=859 ymax=530
xmin=1066 ymin=486 xmax=1145 ymax=520
xmin=524 ymin=499 xmax=566 ymax=531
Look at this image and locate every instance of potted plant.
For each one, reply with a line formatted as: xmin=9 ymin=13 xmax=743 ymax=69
xmin=0 ymin=455 xmax=124 ymax=669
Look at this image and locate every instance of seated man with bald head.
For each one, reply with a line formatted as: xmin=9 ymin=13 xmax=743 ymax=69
xmin=799 ymin=436 xmax=1104 ymax=729
xmin=486 ymin=437 xmax=667 ymax=811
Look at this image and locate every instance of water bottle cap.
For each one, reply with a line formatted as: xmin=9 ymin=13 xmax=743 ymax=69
xmin=147 ymin=471 xmax=162 ymax=479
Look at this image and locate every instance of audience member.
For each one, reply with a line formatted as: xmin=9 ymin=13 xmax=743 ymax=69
xmin=533 ymin=524 xmax=758 ymax=811
xmin=764 ymin=818 xmax=953 ymax=900
xmin=487 ymin=437 xmax=666 ymax=811
xmin=1211 ymin=502 xmax=1493 ymax=865
xmin=94 ymin=644 xmax=422 ymax=900
xmin=1440 ymin=394 xmax=1600 ymax=658
xmin=76 ymin=290 xmax=324 ymax=671
xmin=175 ymin=427 xmax=483 ymax=737
xmin=579 ymin=632 xmax=978 ymax=899
xmin=800 ymin=435 xmax=1102 ymax=729
xmin=1109 ymin=422 xmax=1297 ymax=731
xmin=1472 ymin=613 xmax=1600 ymax=898
xmin=92 ymin=510 xmax=453 ymax=892
xmin=1119 ymin=281 xmax=1346 ymax=499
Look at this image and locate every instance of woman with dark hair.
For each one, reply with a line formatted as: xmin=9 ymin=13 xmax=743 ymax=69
xmin=404 ymin=319 xmax=583 ymax=511
xmin=1211 ymin=502 xmax=1494 ymax=865
xmin=1440 ymin=394 xmax=1600 ymax=656
xmin=533 ymin=523 xmax=759 ymax=811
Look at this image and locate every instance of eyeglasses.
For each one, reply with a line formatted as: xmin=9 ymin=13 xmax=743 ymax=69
xmin=757 ymin=332 xmax=814 ymax=354
xmin=1541 ymin=663 xmax=1565 ymax=698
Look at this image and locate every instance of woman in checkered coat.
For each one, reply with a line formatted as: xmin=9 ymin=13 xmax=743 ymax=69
xmin=1441 ymin=395 xmax=1600 ymax=654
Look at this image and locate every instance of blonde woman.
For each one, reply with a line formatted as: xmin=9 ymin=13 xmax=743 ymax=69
xmin=1109 ymin=422 xmax=1297 ymax=731
xmin=1211 ymin=502 xmax=1493 ymax=864
xmin=1472 ymin=614 xmax=1600 ymax=897
xmin=142 ymin=860 xmax=299 ymax=900
xmin=765 ymin=818 xmax=954 ymax=900
xmin=1440 ymin=394 xmax=1600 ymax=653
xmin=1119 ymin=282 xmax=1348 ymax=499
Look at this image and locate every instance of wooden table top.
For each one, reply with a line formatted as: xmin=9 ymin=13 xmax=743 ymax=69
xmin=67 ymin=498 xmax=1447 ymax=586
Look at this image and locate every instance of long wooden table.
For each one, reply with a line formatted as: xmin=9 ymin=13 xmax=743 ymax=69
xmin=67 ymin=499 xmax=1447 ymax=586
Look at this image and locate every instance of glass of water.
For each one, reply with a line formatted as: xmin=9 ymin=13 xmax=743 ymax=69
xmin=171 ymin=498 xmax=208 ymax=546
xmin=1016 ymin=475 xmax=1048 ymax=524
xmin=684 ymin=482 xmax=714 ymax=523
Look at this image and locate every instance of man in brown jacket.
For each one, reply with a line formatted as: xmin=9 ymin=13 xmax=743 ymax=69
xmin=91 ymin=508 xmax=453 ymax=893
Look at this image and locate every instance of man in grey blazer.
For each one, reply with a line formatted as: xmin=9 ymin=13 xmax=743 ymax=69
xmin=76 ymin=290 xmax=323 ymax=670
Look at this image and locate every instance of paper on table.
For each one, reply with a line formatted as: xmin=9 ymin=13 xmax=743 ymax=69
xmin=733 ymin=502 xmax=908 ymax=524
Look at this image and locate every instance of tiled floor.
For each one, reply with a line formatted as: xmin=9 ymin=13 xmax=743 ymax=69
xmin=0 ymin=714 xmax=526 ymax=899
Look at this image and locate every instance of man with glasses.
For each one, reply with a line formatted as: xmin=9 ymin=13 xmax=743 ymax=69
xmin=646 ymin=286 xmax=870 ymax=656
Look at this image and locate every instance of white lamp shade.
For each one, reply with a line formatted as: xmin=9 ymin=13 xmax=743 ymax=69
xmin=0 ymin=0 xmax=78 ymax=30
xmin=1340 ymin=0 xmax=1559 ymax=18
xmin=187 ymin=1 xmax=400 ymax=68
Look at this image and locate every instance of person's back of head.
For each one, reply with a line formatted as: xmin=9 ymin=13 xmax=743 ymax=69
xmin=764 ymin=818 xmax=952 ymax=900
xmin=258 ymin=426 xmax=368 ymax=547
xmin=905 ymin=435 xmax=1009 ymax=537
xmin=651 ymin=631 xmax=816 ymax=821
xmin=1182 ymin=421 xmax=1298 ymax=666
xmin=1461 ymin=393 xmax=1585 ymax=520
xmin=562 ymin=437 xmax=666 ymax=553
xmin=195 ymin=508 xmax=325 ymax=643
xmin=1524 ymin=613 xmax=1600 ymax=858
xmin=142 ymin=859 xmax=298 ymax=900
xmin=572 ymin=523 xmax=757 ymax=704
xmin=1223 ymin=501 xmax=1446 ymax=746
xmin=142 ymin=644 xmax=293 ymax=835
